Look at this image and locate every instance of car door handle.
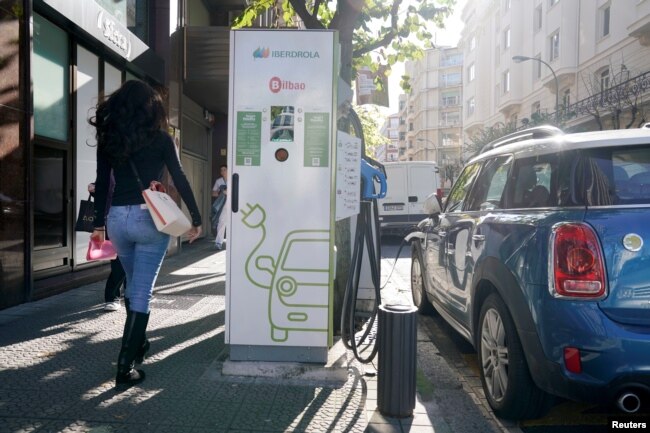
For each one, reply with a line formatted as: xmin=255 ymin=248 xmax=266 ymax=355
xmin=472 ymin=234 xmax=485 ymax=242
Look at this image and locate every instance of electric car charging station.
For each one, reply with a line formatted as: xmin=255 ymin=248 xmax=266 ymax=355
xmin=225 ymin=29 xmax=340 ymax=363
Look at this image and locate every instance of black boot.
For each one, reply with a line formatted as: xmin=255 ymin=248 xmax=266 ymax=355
xmin=115 ymin=311 xmax=149 ymax=388
xmin=124 ymin=298 xmax=150 ymax=364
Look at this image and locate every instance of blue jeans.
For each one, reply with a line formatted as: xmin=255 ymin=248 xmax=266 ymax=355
xmin=107 ymin=205 xmax=170 ymax=313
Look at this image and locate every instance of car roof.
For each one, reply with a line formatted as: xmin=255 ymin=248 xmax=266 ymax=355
xmin=469 ymin=128 xmax=650 ymax=165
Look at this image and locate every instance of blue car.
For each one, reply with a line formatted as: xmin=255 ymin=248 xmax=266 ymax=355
xmin=410 ymin=126 xmax=650 ymax=419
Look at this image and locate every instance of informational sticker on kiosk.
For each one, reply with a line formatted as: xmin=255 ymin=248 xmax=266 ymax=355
xmin=226 ymin=29 xmax=339 ymax=363
xmin=235 ymin=111 xmax=262 ymax=166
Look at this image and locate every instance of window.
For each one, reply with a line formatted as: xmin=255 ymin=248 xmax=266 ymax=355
xmin=443 ymin=72 xmax=461 ymax=86
xmin=467 ymin=97 xmax=475 ymax=116
xmin=502 ymin=70 xmax=510 ymax=93
xmin=467 ymin=156 xmax=513 ymax=211
xmin=442 ymin=94 xmax=458 ymax=106
xmin=600 ymin=4 xmax=610 ymax=38
xmin=507 ymin=158 xmax=555 ymax=208
xmin=33 ymin=13 xmax=69 ymax=141
xmin=534 ymin=6 xmax=543 ymax=32
xmin=470 ymin=36 xmax=476 ymax=51
xmin=468 ymin=63 xmax=475 ymax=82
xmin=442 ymin=133 xmax=458 ymax=146
xmin=549 ymin=31 xmax=560 ymax=61
xmin=504 ymin=27 xmax=511 ymax=49
xmin=445 ymin=163 xmax=481 ymax=212
xmin=581 ymin=147 xmax=650 ymax=205
xmin=409 ymin=122 xmax=414 ymax=131
xmin=600 ymin=69 xmax=610 ymax=91
xmin=441 ymin=111 xmax=460 ymax=126
xmin=531 ymin=101 xmax=541 ymax=115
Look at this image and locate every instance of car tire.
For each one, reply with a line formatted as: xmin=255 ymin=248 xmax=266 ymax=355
xmin=411 ymin=245 xmax=434 ymax=314
xmin=477 ymin=293 xmax=552 ymax=420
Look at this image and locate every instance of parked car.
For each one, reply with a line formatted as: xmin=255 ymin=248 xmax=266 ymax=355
xmin=410 ymin=125 xmax=650 ymax=419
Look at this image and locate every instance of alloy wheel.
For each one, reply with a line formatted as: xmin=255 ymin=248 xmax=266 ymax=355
xmin=411 ymin=257 xmax=423 ymax=306
xmin=481 ymin=308 xmax=509 ymax=402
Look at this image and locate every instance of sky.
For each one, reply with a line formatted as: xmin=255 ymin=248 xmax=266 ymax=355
xmin=386 ymin=0 xmax=467 ymax=113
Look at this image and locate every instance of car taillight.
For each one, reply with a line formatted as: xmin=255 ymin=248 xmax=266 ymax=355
xmin=551 ymin=223 xmax=607 ymax=299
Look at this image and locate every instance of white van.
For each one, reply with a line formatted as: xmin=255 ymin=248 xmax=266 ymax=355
xmin=377 ymin=161 xmax=440 ymax=235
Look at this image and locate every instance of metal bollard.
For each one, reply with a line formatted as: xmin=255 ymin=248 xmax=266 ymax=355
xmin=377 ymin=303 xmax=418 ymax=418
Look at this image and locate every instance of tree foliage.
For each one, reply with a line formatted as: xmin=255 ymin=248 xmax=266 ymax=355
xmin=233 ymin=0 xmax=455 ymax=86
xmin=353 ymin=105 xmax=389 ymax=156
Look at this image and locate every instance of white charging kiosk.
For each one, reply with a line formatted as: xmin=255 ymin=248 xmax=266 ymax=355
xmin=225 ymin=29 xmax=339 ymax=363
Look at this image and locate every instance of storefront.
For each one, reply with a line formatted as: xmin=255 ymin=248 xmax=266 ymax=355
xmin=0 ymin=0 xmax=170 ymax=308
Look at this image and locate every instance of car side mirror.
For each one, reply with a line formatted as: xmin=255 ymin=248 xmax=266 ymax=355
xmin=424 ymin=192 xmax=442 ymax=216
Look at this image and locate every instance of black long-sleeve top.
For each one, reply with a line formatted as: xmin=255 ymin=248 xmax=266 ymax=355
xmin=93 ymin=131 xmax=202 ymax=228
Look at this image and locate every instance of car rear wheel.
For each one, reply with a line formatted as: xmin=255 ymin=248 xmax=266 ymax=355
xmin=411 ymin=245 xmax=434 ymax=314
xmin=478 ymin=293 xmax=552 ymax=420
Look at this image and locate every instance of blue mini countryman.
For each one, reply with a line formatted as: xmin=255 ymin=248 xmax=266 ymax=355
xmin=410 ymin=126 xmax=650 ymax=419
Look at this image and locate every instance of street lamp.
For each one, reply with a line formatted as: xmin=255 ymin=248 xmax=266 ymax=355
xmin=416 ymin=137 xmax=436 ymax=162
xmin=512 ymin=55 xmax=560 ymax=123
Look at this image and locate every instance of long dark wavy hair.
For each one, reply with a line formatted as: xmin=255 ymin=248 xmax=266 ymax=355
xmin=89 ymin=80 xmax=167 ymax=165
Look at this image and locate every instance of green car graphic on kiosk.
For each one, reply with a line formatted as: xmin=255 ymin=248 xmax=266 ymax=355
xmin=241 ymin=203 xmax=330 ymax=342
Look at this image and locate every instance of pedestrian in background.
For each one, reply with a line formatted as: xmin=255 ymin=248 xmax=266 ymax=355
xmin=88 ymin=178 xmax=125 ymax=312
xmin=211 ymin=164 xmax=228 ymax=250
xmin=89 ymin=80 xmax=202 ymax=388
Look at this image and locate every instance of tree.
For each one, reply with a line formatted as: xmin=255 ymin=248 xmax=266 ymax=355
xmin=575 ymin=62 xmax=649 ymax=130
xmin=355 ymin=104 xmax=389 ymax=156
xmin=234 ymin=0 xmax=456 ymax=334
xmin=234 ymin=0 xmax=454 ymax=89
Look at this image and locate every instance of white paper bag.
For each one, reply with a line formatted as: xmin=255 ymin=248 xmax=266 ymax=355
xmin=142 ymin=189 xmax=192 ymax=237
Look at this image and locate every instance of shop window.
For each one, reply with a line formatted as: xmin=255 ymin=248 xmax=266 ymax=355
xmin=33 ymin=13 xmax=69 ymax=142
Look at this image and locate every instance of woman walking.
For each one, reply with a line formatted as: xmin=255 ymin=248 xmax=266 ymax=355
xmin=90 ymin=80 xmax=202 ymax=388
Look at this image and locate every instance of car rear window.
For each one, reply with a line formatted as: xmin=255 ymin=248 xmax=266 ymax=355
xmin=575 ymin=145 xmax=650 ymax=206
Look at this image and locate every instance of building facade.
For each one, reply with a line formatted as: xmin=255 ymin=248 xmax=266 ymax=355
xmin=460 ymin=0 xmax=650 ymax=144
xmin=378 ymin=113 xmax=400 ymax=162
xmin=0 ymin=0 xmax=176 ymax=309
xmin=401 ymin=47 xmax=463 ymax=188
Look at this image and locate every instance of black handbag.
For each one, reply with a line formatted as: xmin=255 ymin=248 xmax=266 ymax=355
xmin=75 ymin=194 xmax=95 ymax=232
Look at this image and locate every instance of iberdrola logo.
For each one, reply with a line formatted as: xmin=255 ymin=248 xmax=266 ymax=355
xmin=253 ymin=47 xmax=270 ymax=59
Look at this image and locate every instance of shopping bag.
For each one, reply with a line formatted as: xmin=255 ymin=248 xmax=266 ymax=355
xmin=86 ymin=239 xmax=117 ymax=261
xmin=142 ymin=189 xmax=192 ymax=237
xmin=75 ymin=195 xmax=95 ymax=232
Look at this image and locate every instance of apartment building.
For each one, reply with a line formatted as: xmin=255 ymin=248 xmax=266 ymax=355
xmin=378 ymin=114 xmax=400 ymax=162
xmin=400 ymin=47 xmax=463 ymax=187
xmin=461 ymin=0 xmax=650 ymax=140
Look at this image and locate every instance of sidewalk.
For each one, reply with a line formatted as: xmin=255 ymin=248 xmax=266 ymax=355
xmin=0 ymin=239 xmax=506 ymax=433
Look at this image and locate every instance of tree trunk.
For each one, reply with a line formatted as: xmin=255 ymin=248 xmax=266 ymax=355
xmin=330 ymin=0 xmax=363 ymax=335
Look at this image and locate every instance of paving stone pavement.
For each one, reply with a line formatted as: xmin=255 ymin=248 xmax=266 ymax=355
xmin=0 ymin=238 xmax=511 ymax=433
